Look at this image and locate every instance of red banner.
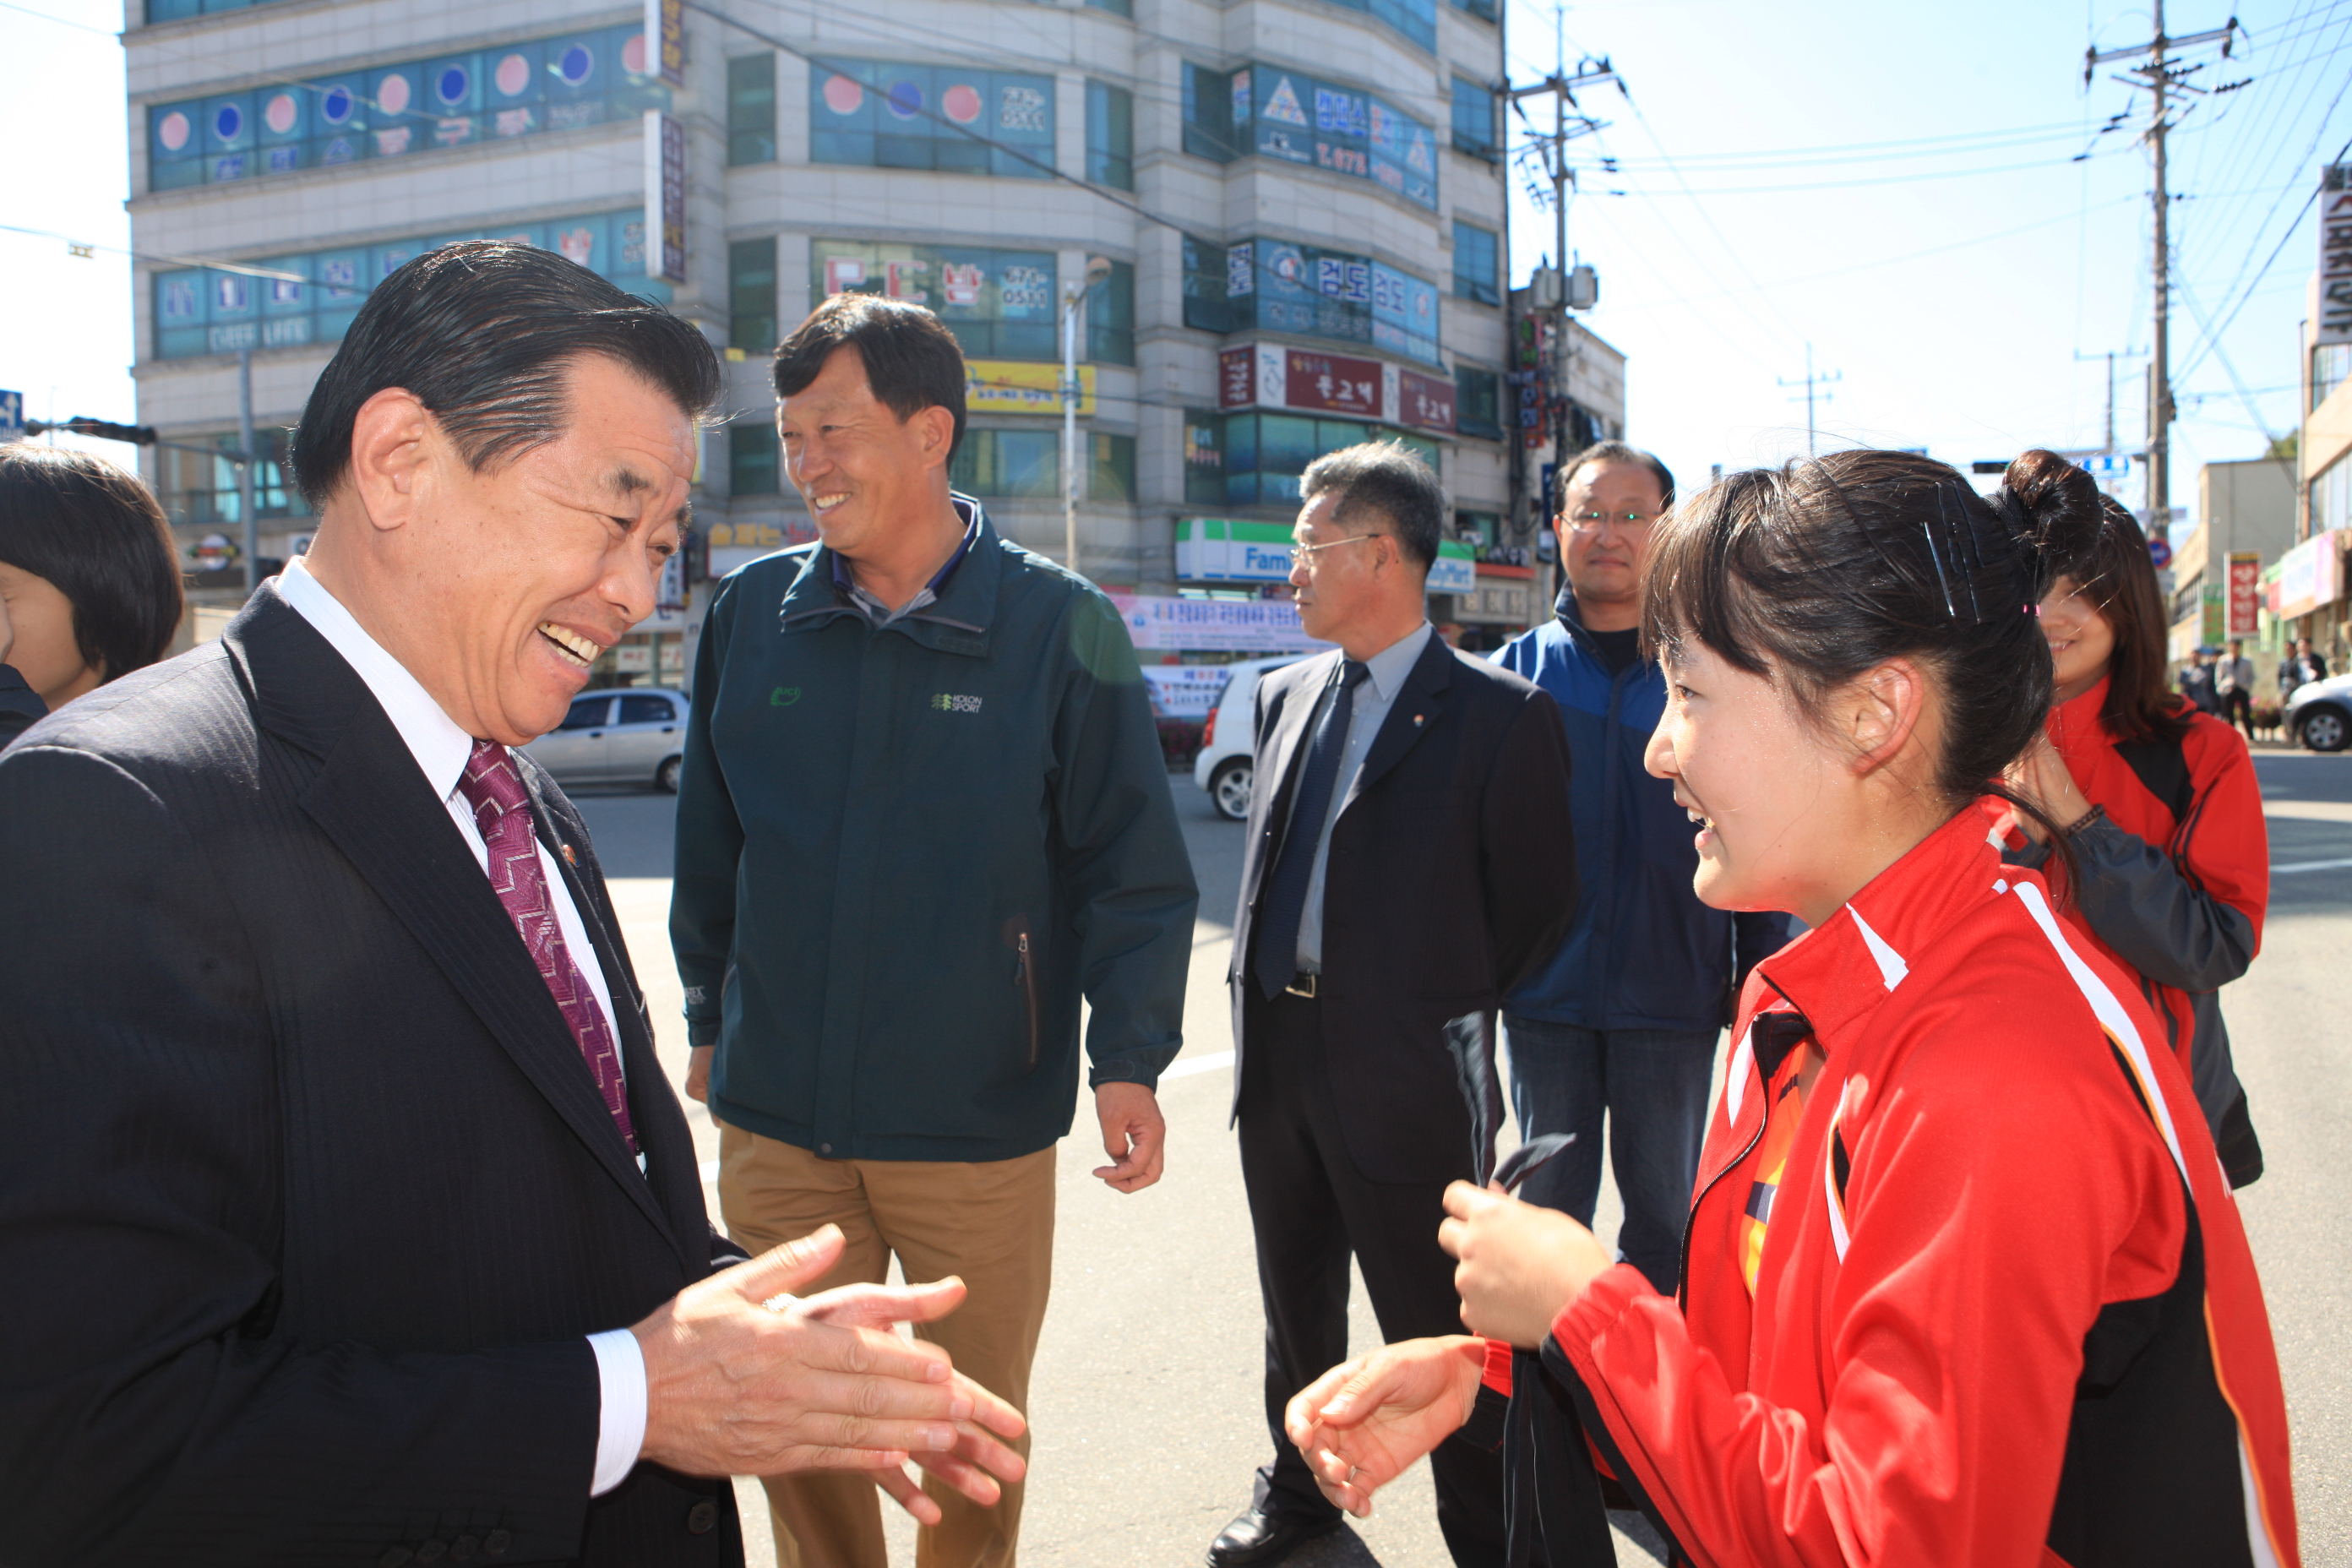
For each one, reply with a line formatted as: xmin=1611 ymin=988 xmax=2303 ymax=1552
xmin=2228 ymin=553 xmax=2261 ymax=637
xmin=1284 ymin=350 xmax=1382 ymax=418
xmin=1397 ymin=368 xmax=1456 ymax=433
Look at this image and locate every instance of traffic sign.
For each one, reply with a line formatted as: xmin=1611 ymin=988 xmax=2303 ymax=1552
xmin=0 ymin=390 xmax=21 ymax=442
xmin=2149 ymin=537 xmax=2173 ymax=569
xmin=2082 ymin=453 xmax=2133 ymax=481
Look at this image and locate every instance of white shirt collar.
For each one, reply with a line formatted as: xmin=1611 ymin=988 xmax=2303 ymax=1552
xmin=1360 ymin=621 xmax=1433 ymax=703
xmin=276 ymin=555 xmax=478 ymax=803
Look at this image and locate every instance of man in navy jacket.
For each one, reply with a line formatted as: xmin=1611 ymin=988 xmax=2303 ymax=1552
xmin=1490 ymin=442 xmax=1789 ymax=1294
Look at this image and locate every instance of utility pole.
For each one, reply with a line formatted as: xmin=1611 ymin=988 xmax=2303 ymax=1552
xmin=2084 ymin=5 xmax=2241 ymax=541
xmin=1506 ymin=54 xmax=1619 ymax=613
xmin=1778 ymin=344 xmax=1840 ymax=457
xmin=1060 ymin=256 xmax=1113 ymax=582
xmin=2074 ymin=347 xmax=2150 ymax=455
xmin=237 ymin=346 xmax=259 ymax=596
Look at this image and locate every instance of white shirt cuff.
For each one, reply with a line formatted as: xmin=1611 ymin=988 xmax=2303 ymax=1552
xmin=585 ymin=1327 xmax=649 ymax=1496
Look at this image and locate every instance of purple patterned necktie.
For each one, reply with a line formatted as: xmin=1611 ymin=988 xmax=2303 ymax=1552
xmin=457 ymin=739 xmax=639 ymax=1155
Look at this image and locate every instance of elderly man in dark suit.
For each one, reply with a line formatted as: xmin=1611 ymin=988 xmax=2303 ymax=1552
xmin=1208 ymin=443 xmax=1580 ymax=1568
xmin=0 ymin=242 xmax=1021 ymax=1568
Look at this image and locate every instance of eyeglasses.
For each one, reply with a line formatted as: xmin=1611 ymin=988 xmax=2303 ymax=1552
xmin=1564 ymin=509 xmax=1658 ymax=534
xmin=1290 ymin=532 xmax=1382 ymax=564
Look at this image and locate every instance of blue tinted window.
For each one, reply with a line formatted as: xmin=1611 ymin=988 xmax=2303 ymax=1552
xmin=1451 ymin=77 xmax=1494 ymax=158
xmin=810 ymin=60 xmax=1055 ymax=178
xmin=1452 ymin=221 xmax=1499 ymax=306
xmin=813 ymin=242 xmax=1059 ymax=360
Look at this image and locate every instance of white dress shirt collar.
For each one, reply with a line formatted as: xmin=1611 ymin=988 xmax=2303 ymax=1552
xmin=276 ymin=556 xmax=479 ymax=798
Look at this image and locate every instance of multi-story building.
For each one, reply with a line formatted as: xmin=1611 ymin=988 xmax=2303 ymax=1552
xmin=123 ymin=0 xmax=1623 ymax=679
xmin=2166 ymin=457 xmax=2295 ymax=665
xmin=2289 ymin=245 xmax=2352 ymax=672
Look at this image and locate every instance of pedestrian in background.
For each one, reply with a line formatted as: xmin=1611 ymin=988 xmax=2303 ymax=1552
xmin=1489 ymin=440 xmax=1789 ymax=1295
xmin=2006 ymin=473 xmax=2268 ymax=1187
xmin=2216 ymin=636 xmax=2257 ymax=741
xmin=671 ymin=293 xmax=1196 ymax=1568
xmin=1211 ymin=441 xmax=1577 ymax=1568
xmin=0 ymin=443 xmax=183 ymax=746
xmin=2179 ymin=645 xmax=2218 ymax=714
xmin=2280 ymin=634 xmax=2327 ymax=698
xmin=1284 ymin=449 xmax=2297 ymax=1568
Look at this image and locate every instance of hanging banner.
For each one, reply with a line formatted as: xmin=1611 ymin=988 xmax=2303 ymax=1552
xmin=966 ymin=360 xmax=1094 ymax=416
xmin=2227 ymin=551 xmax=2262 ymax=637
xmin=645 ymin=111 xmax=687 ymax=282
xmin=1110 ymin=592 xmax=1331 ymax=653
xmin=2321 ymin=163 xmax=2352 ymax=346
xmin=1141 ymin=666 xmax=1231 ymax=718
xmin=2276 ymin=530 xmax=2343 ymax=621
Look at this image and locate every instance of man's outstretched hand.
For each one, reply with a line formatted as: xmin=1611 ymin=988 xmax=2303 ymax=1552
xmin=631 ymin=1225 xmax=1027 ymax=1518
xmin=1282 ymin=1337 xmax=1486 ymax=1518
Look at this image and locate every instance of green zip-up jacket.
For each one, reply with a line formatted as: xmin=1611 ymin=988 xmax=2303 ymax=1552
xmin=670 ymin=501 xmax=1198 ymax=1162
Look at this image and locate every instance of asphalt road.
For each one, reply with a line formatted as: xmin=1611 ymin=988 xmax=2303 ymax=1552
xmin=573 ymin=746 xmax=2351 ymax=1566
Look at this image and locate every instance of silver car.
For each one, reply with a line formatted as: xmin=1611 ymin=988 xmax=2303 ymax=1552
xmin=526 ymin=687 xmax=691 ymax=792
xmin=2284 ymin=671 xmax=2352 ymax=752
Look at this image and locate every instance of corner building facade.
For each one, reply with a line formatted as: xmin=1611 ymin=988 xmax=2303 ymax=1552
xmin=122 ymin=0 xmax=1516 ymax=672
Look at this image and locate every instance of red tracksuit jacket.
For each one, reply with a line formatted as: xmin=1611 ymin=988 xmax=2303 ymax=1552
xmin=1490 ymin=803 xmax=2297 ymax=1567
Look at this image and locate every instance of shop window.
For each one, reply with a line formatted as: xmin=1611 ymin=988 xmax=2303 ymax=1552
xmin=1181 ymin=236 xmax=1440 ymax=363
xmin=950 ymin=429 xmax=1061 ymax=498
xmin=1184 ymin=411 xmax=1225 ymax=505
xmin=808 ymin=60 xmax=1054 ymax=178
xmin=154 ymin=429 xmax=308 ymax=525
xmin=147 ymin=24 xmax=666 ymax=192
xmin=1088 ymin=260 xmax=1135 ymax=365
xmin=2315 ymin=342 xmax=2352 ymax=411
xmin=151 ymin=208 xmax=656 ymax=361
xmin=1091 ymin=433 xmax=1137 ymax=501
xmin=814 ymin=241 xmax=1057 ymax=360
xmin=727 ymin=53 xmax=777 ymax=166
xmin=730 ymin=237 xmax=778 ymax=355
xmin=1452 ymin=221 xmax=1500 ymax=306
xmin=1454 ymin=365 xmax=1501 ymax=439
xmin=731 ymin=421 xmax=781 ymax=495
xmin=1086 ymin=81 xmax=1134 ymax=189
xmin=1451 ymin=77 xmax=1495 ymax=159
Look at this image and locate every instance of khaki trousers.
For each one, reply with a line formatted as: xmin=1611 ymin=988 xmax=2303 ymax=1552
xmin=716 ymin=1124 xmax=1055 ymax=1568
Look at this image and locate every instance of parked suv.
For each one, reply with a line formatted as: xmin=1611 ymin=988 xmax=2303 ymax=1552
xmin=525 ymin=687 xmax=691 ymax=791
xmin=1191 ymin=654 xmax=1305 ymax=821
xmin=2284 ymin=671 xmax=2352 ymax=752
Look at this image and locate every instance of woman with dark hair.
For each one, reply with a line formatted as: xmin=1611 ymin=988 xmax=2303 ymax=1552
xmin=2001 ymin=455 xmax=2268 ymax=1189
xmin=1277 ymin=449 xmax=2298 ymax=1568
xmin=0 ymin=444 xmax=184 ymax=744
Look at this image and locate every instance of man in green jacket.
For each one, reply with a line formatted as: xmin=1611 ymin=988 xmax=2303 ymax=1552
xmin=671 ymin=294 xmax=1197 ymax=1568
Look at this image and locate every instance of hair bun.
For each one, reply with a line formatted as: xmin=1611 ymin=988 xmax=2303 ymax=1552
xmin=1996 ymin=448 xmax=2104 ymax=584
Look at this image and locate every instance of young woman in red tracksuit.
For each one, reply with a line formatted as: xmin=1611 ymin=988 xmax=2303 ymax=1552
xmin=1281 ymin=450 xmax=2298 ymax=1568
xmin=1998 ymin=457 xmax=2268 ymax=1187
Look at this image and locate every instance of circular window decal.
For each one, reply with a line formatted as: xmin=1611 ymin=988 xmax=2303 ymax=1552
xmin=436 ymin=66 xmax=468 ymax=106
xmin=822 ymin=74 xmax=863 ymax=115
xmin=320 ymin=84 xmax=354 ymax=124
xmin=495 ymin=53 xmax=530 ymax=96
xmin=157 ymin=110 xmax=190 ymax=151
xmin=621 ymin=32 xmax=648 ymax=75
xmin=942 ymin=84 xmax=982 ymax=124
xmin=558 ymin=45 xmax=594 ymax=87
xmin=212 ymin=102 xmax=243 ymax=142
xmin=885 ymin=80 xmax=923 ymax=120
xmin=377 ymin=73 xmax=411 ymax=115
xmin=264 ymin=93 xmax=298 ymax=133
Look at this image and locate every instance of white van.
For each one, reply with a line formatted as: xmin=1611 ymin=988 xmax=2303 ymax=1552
xmin=1190 ymin=653 xmax=1306 ymax=820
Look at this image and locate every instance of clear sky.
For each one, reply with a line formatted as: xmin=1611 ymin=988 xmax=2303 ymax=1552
xmin=3 ymin=0 xmax=2345 ymax=512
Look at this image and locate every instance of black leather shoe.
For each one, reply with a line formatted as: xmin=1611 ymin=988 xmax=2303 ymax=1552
xmin=1206 ymin=1505 xmax=1342 ymax=1567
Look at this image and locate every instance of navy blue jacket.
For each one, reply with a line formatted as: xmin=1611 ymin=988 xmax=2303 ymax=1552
xmin=1490 ymin=590 xmax=1789 ymax=1032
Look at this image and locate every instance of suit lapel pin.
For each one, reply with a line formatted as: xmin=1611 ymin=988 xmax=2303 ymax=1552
xmin=1413 ymin=713 xmax=1424 ymax=727
xmin=561 ymin=843 xmax=578 ymax=868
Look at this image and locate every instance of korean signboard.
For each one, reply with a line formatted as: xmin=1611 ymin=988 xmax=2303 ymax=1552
xmin=2227 ymin=551 xmax=2261 ymax=638
xmin=2276 ymin=529 xmax=2344 ymax=621
xmin=644 ymin=112 xmax=687 ymax=283
xmin=1217 ymin=341 xmax=1459 ymax=433
xmin=1141 ymin=667 xmax=1232 ymax=719
xmin=966 ymin=360 xmax=1095 ymax=416
xmin=647 ymin=0 xmax=684 ymax=87
xmin=2322 ymin=164 xmax=2352 ymax=347
xmin=1232 ymin=66 xmax=1437 ymax=212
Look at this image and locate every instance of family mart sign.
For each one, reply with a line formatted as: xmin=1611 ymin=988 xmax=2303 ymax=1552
xmin=1177 ymin=516 xmax=1474 ymax=594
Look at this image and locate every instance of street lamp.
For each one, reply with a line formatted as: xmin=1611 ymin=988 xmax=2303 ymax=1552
xmin=1063 ymin=255 xmax=1113 ymax=580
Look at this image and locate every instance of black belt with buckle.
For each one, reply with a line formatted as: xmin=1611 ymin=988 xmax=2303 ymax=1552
xmin=1283 ymin=973 xmax=1319 ymax=999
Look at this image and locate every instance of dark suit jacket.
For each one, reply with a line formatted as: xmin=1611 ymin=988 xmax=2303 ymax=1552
xmin=0 ymin=662 xmax=45 ymax=747
xmin=0 ymin=587 xmax=744 ymax=1567
xmin=1228 ymin=634 xmax=1580 ymax=1184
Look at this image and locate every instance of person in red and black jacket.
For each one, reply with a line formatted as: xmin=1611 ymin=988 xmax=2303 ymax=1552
xmin=2001 ymin=469 xmax=2267 ymax=1187
xmin=1277 ymin=450 xmax=2299 ymax=1568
